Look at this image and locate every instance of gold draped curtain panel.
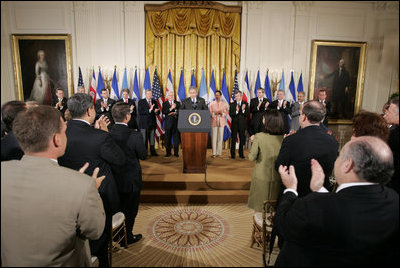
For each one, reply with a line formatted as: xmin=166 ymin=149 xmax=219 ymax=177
xmin=145 ymin=2 xmax=241 ymax=98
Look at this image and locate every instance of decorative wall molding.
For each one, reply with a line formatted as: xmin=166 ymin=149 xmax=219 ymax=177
xmin=124 ymin=1 xmax=142 ymax=12
xmin=293 ymin=1 xmax=314 ymax=12
xmin=374 ymin=1 xmax=399 ymax=12
xmin=73 ymin=1 xmax=89 ymax=11
xmin=145 ymin=1 xmax=242 ymax=13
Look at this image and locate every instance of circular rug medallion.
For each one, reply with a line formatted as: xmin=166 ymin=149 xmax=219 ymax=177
xmin=148 ymin=207 xmax=229 ymax=250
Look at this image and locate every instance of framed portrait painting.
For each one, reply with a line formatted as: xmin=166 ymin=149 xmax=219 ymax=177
xmin=11 ymin=34 xmax=73 ymax=105
xmin=309 ymin=40 xmax=367 ymax=124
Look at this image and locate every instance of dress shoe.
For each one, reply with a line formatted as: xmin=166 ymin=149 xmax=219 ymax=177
xmin=165 ymin=153 xmax=172 ymax=157
xmin=239 ymin=155 xmax=245 ymax=159
xmin=151 ymin=152 xmax=159 ymax=156
xmin=231 ymin=155 xmax=235 ymax=159
xmin=120 ymin=234 xmax=143 ymax=247
xmin=174 ymin=153 xmax=179 ymax=157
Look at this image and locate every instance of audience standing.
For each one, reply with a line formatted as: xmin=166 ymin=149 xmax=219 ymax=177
xmin=1 ymin=100 xmax=26 ymax=161
xmin=275 ymin=136 xmax=399 ymax=267
xmin=95 ymin=88 xmax=116 ymax=127
xmin=138 ymin=89 xmax=160 ymax=156
xmin=384 ymin=97 xmax=399 ymax=194
xmin=1 ymin=105 xmax=105 ymax=266
xmin=290 ymin=91 xmax=305 ymax=132
xmin=58 ymin=93 xmax=126 ymax=267
xmin=209 ymin=90 xmax=228 ymax=158
xmin=352 ymin=110 xmax=390 ymax=142
xmin=248 ymin=110 xmax=285 ymax=215
xmin=109 ymin=103 xmax=147 ymax=246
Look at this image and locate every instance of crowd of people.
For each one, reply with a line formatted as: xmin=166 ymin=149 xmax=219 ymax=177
xmin=1 ymin=83 xmax=399 ymax=266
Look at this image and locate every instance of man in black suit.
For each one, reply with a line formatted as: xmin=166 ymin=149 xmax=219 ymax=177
xmin=58 ymin=93 xmax=126 ymax=267
xmin=269 ymin=90 xmax=291 ymax=133
xmin=316 ymin=89 xmax=331 ymax=126
xmin=138 ymin=89 xmax=160 ymax=156
xmin=109 ymin=103 xmax=147 ymax=245
xmin=324 ymin=58 xmax=350 ymax=118
xmin=250 ymin=87 xmax=270 ymax=134
xmin=117 ymin=89 xmax=138 ymax=130
xmin=163 ymin=90 xmax=181 ymax=157
xmin=384 ymin=97 xmax=399 ymax=194
xmin=1 ymin=100 xmax=26 ymax=161
xmin=229 ymin=90 xmax=249 ymax=159
xmin=275 ymin=100 xmax=338 ymax=197
xmin=51 ymin=88 xmax=68 ymax=121
xmin=96 ymin=88 xmax=116 ymax=127
xmin=275 ymin=136 xmax=399 ymax=267
xmin=180 ymin=86 xmax=207 ymax=110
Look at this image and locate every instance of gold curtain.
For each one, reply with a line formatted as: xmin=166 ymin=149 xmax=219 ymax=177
xmin=145 ymin=4 xmax=241 ymax=99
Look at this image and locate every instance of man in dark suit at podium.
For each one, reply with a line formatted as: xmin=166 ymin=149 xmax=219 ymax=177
xmin=138 ymin=89 xmax=160 ymax=156
xmin=230 ymin=90 xmax=249 ymax=159
xmin=250 ymin=87 xmax=270 ymax=134
xmin=180 ymin=87 xmax=207 ymax=110
xmin=163 ymin=90 xmax=181 ymax=157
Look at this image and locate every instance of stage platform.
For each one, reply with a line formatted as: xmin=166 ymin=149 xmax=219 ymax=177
xmin=140 ymin=149 xmax=255 ymax=203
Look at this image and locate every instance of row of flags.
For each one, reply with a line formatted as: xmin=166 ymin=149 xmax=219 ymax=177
xmin=78 ymin=66 xmax=305 ymax=140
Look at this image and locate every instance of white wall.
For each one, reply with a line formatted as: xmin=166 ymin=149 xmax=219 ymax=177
xmin=1 ymin=1 xmax=399 ymax=114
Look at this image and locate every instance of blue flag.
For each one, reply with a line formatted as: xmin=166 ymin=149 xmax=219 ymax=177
xmin=143 ymin=67 xmax=151 ymax=99
xmin=220 ymin=70 xmax=231 ymax=141
xmin=297 ymin=73 xmax=304 ymax=93
xmin=209 ymin=69 xmax=216 ymax=102
xmin=97 ymin=68 xmax=105 ymax=99
xmin=177 ymin=69 xmax=186 ymax=102
xmin=254 ymin=70 xmax=261 ymax=97
xmin=264 ymin=70 xmax=272 ymax=101
xmin=110 ymin=67 xmax=119 ymax=101
xmin=190 ymin=69 xmax=196 ymax=88
xmin=78 ymin=66 xmax=84 ymax=88
xmin=132 ymin=68 xmax=140 ymax=100
xmin=289 ymin=71 xmax=296 ymax=102
xmin=198 ymin=68 xmax=208 ymax=104
xmin=279 ymin=70 xmax=285 ymax=91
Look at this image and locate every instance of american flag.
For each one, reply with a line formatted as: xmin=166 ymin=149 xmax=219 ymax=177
xmin=152 ymin=67 xmax=164 ymax=137
xmin=231 ymin=72 xmax=238 ymax=142
xmin=78 ymin=66 xmax=84 ymax=88
xmin=89 ymin=68 xmax=97 ymax=105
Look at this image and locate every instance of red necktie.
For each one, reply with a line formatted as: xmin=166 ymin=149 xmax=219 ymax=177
xmin=148 ymin=100 xmax=151 ymax=108
xmin=124 ymin=99 xmax=127 ymax=103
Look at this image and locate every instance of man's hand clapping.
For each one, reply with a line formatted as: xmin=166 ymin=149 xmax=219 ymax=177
xmin=79 ymin=162 xmax=105 ymax=189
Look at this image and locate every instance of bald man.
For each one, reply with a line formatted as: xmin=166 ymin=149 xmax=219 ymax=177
xmin=275 ymin=136 xmax=399 ymax=267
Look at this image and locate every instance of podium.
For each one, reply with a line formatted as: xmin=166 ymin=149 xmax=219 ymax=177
xmin=178 ymin=110 xmax=211 ymax=173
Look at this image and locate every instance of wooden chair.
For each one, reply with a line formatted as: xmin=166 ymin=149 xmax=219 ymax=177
xmin=108 ymin=212 xmax=128 ymax=267
xmin=250 ymin=200 xmax=277 ymax=266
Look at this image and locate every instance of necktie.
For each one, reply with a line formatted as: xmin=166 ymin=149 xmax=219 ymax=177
xmin=170 ymin=101 xmax=173 ymax=106
xmin=259 ymin=99 xmax=262 ymax=103
xmin=148 ymin=100 xmax=151 ymax=108
xmin=339 ymin=68 xmax=342 ymax=76
xmin=124 ymin=99 xmax=127 ymax=103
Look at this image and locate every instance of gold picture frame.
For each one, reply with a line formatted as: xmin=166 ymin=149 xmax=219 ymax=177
xmin=11 ymin=34 xmax=73 ymax=105
xmin=309 ymin=40 xmax=367 ymax=124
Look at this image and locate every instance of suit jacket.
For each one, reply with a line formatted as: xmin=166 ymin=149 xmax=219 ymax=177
xmin=58 ymin=119 xmax=126 ymax=215
xmin=387 ymin=126 xmax=399 ymax=194
xmin=109 ymin=124 xmax=147 ymax=193
xmin=250 ymin=97 xmax=270 ymax=133
xmin=95 ymin=98 xmax=116 ymax=124
xmin=275 ymin=125 xmax=338 ymax=197
xmin=1 ymin=155 xmax=105 ymax=267
xmin=317 ymin=99 xmax=331 ymax=126
xmin=274 ymin=185 xmax=399 ymax=267
xmin=138 ymin=98 xmax=160 ymax=129
xmin=180 ymin=97 xmax=208 ymax=110
xmin=51 ymin=97 xmax=68 ymax=119
xmin=327 ymin=67 xmax=350 ymax=100
xmin=162 ymin=100 xmax=181 ymax=129
xmin=116 ymin=98 xmax=138 ymax=129
xmin=229 ymin=100 xmax=249 ymax=131
xmin=269 ymin=99 xmax=292 ymax=132
xmin=1 ymin=131 xmax=24 ymax=161
xmin=290 ymin=102 xmax=303 ymax=131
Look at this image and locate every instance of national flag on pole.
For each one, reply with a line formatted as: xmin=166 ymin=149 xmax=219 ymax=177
xmin=288 ymin=71 xmax=296 ymax=103
xmin=97 ymin=68 xmax=105 ymax=99
xmin=243 ymin=71 xmax=251 ymax=104
xmin=78 ymin=66 xmax=84 ymax=89
xmin=110 ymin=67 xmax=119 ymax=101
xmin=177 ymin=69 xmax=186 ymax=102
xmin=209 ymin=69 xmax=216 ymax=103
xmin=254 ymin=70 xmax=261 ymax=97
xmin=89 ymin=68 xmax=97 ymax=104
xmin=198 ymin=68 xmax=208 ymax=104
xmin=220 ymin=70 xmax=231 ymax=141
xmin=132 ymin=68 xmax=140 ymax=100
xmin=166 ymin=69 xmax=174 ymax=98
xmin=190 ymin=69 xmax=196 ymax=88
xmin=120 ymin=67 xmax=128 ymax=98
xmin=152 ymin=67 xmax=164 ymax=137
xmin=297 ymin=72 xmax=304 ymax=94
xmin=265 ymin=70 xmax=272 ymax=101
xmin=279 ymin=69 xmax=285 ymax=91
xmin=143 ymin=67 xmax=151 ymax=99
xmin=234 ymin=69 xmax=245 ymax=102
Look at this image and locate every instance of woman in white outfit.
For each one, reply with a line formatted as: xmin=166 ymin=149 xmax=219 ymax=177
xmin=30 ymin=50 xmax=52 ymax=105
xmin=209 ymin=90 xmax=228 ymax=157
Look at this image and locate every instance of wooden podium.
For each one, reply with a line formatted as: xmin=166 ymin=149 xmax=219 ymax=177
xmin=178 ymin=110 xmax=211 ymax=173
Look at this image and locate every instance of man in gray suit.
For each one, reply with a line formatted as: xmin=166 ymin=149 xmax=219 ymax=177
xmin=290 ymin=91 xmax=306 ymax=132
xmin=1 ymin=105 xmax=106 ymax=267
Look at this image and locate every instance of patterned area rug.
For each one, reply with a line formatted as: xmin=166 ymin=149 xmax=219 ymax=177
xmin=112 ymin=203 xmax=278 ymax=267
